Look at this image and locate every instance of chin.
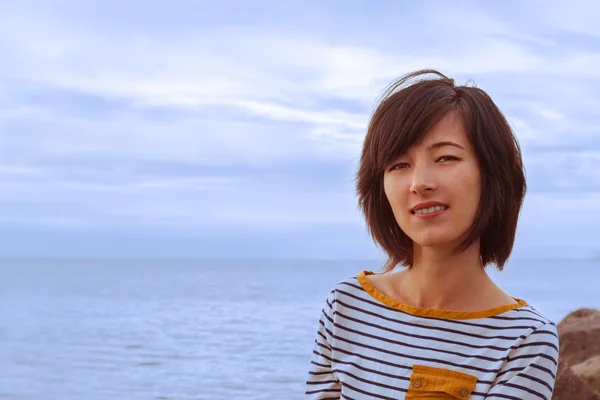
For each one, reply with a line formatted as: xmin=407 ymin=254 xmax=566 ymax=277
xmin=414 ymin=240 xmax=452 ymax=249
xmin=410 ymin=232 xmax=461 ymax=248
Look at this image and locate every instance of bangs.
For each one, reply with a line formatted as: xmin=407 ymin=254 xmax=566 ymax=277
xmin=372 ymin=82 xmax=464 ymax=173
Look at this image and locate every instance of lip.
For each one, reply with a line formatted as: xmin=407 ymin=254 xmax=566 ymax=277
xmin=413 ymin=207 xmax=448 ymax=219
xmin=411 ymin=201 xmax=449 ymax=213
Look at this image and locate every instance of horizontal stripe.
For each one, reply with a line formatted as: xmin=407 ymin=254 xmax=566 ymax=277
xmin=330 ymin=312 xmax=515 ymax=363
xmin=332 ymin=303 xmax=536 ymax=351
xmin=492 ymin=382 xmax=547 ymax=400
xmin=331 ymin=335 xmax=503 ymax=374
xmin=306 ymin=379 xmax=339 ymax=386
xmin=342 ymin=381 xmax=398 ymax=400
xmin=305 ymin=388 xmax=341 ymax=395
xmin=305 ymin=271 xmax=559 ymax=400
xmin=507 ymin=352 xmax=558 ymax=366
xmin=485 ymin=394 xmax=521 ymax=400
xmin=330 ymin=345 xmax=413 ymax=373
xmin=334 ymin=294 xmax=534 ymax=335
xmin=498 ymin=372 xmax=554 ymax=392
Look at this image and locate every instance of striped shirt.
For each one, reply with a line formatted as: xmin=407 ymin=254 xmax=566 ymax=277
xmin=305 ymin=270 xmax=559 ymax=400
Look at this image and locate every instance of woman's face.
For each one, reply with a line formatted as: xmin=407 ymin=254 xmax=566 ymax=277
xmin=383 ymin=111 xmax=481 ymax=250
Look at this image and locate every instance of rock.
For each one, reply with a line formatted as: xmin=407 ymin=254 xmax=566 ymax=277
xmin=571 ymin=355 xmax=600 ymax=394
xmin=553 ymin=360 xmax=600 ymax=400
xmin=557 ymin=308 xmax=600 ymax=366
xmin=553 ymin=308 xmax=600 ymax=399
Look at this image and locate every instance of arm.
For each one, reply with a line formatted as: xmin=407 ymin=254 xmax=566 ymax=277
xmin=305 ymin=289 xmax=342 ymax=399
xmin=485 ymin=323 xmax=560 ymax=400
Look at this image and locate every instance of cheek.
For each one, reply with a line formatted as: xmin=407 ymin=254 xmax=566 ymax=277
xmin=451 ymin=162 xmax=480 ymax=190
xmin=383 ymin=177 xmax=404 ymax=208
xmin=455 ymin=171 xmax=481 ymax=212
xmin=467 ymin=170 xmax=482 ymax=201
xmin=384 ymin=179 xmax=411 ymax=226
xmin=383 ymin=177 xmax=392 ymax=200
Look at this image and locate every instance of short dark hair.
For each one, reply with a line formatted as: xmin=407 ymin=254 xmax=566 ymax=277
xmin=355 ymin=69 xmax=526 ymax=272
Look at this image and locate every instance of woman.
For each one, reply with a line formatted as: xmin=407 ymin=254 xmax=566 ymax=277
xmin=305 ymin=70 xmax=559 ymax=399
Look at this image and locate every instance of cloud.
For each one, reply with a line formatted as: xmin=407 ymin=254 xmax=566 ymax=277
xmin=1 ymin=2 xmax=600 ymax=258
xmin=535 ymin=0 xmax=600 ymax=38
xmin=0 ymin=165 xmax=43 ymax=177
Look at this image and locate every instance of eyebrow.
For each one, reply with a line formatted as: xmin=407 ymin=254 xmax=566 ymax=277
xmin=426 ymin=141 xmax=466 ymax=151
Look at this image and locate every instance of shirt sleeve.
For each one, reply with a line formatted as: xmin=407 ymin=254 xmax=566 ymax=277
xmin=485 ymin=322 xmax=560 ymax=400
xmin=304 ymin=289 xmax=342 ymax=399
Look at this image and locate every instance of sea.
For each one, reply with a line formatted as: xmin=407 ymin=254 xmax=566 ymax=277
xmin=0 ymin=258 xmax=598 ymax=400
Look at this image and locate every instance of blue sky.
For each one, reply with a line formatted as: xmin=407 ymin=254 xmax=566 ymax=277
xmin=1 ymin=0 xmax=600 ymax=259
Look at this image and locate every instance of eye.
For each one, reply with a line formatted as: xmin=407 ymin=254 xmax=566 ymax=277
xmin=438 ymin=155 xmax=459 ymax=162
xmin=389 ymin=163 xmax=409 ymax=171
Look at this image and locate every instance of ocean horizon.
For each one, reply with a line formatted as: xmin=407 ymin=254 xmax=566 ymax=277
xmin=1 ymin=258 xmax=598 ymax=400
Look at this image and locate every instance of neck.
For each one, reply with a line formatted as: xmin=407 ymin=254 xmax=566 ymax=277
xmin=399 ymin=240 xmax=495 ymax=310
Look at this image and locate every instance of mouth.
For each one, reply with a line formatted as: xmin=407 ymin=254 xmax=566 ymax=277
xmin=411 ymin=205 xmax=449 ymax=217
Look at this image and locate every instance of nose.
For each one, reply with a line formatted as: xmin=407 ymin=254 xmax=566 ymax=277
xmin=410 ymin=164 xmax=437 ymax=194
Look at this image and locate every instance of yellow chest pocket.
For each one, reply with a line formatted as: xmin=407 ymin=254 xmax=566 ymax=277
xmin=405 ymin=364 xmax=478 ymax=399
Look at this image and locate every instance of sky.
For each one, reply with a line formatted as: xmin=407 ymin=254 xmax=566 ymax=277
xmin=1 ymin=0 xmax=600 ymax=259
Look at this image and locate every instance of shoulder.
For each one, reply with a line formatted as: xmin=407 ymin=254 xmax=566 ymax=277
xmin=328 ymin=272 xmax=363 ymax=296
xmin=503 ymin=304 xmax=560 ymax=346
xmin=507 ymin=302 xmax=558 ymax=326
xmin=320 ymin=271 xmax=369 ymax=309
